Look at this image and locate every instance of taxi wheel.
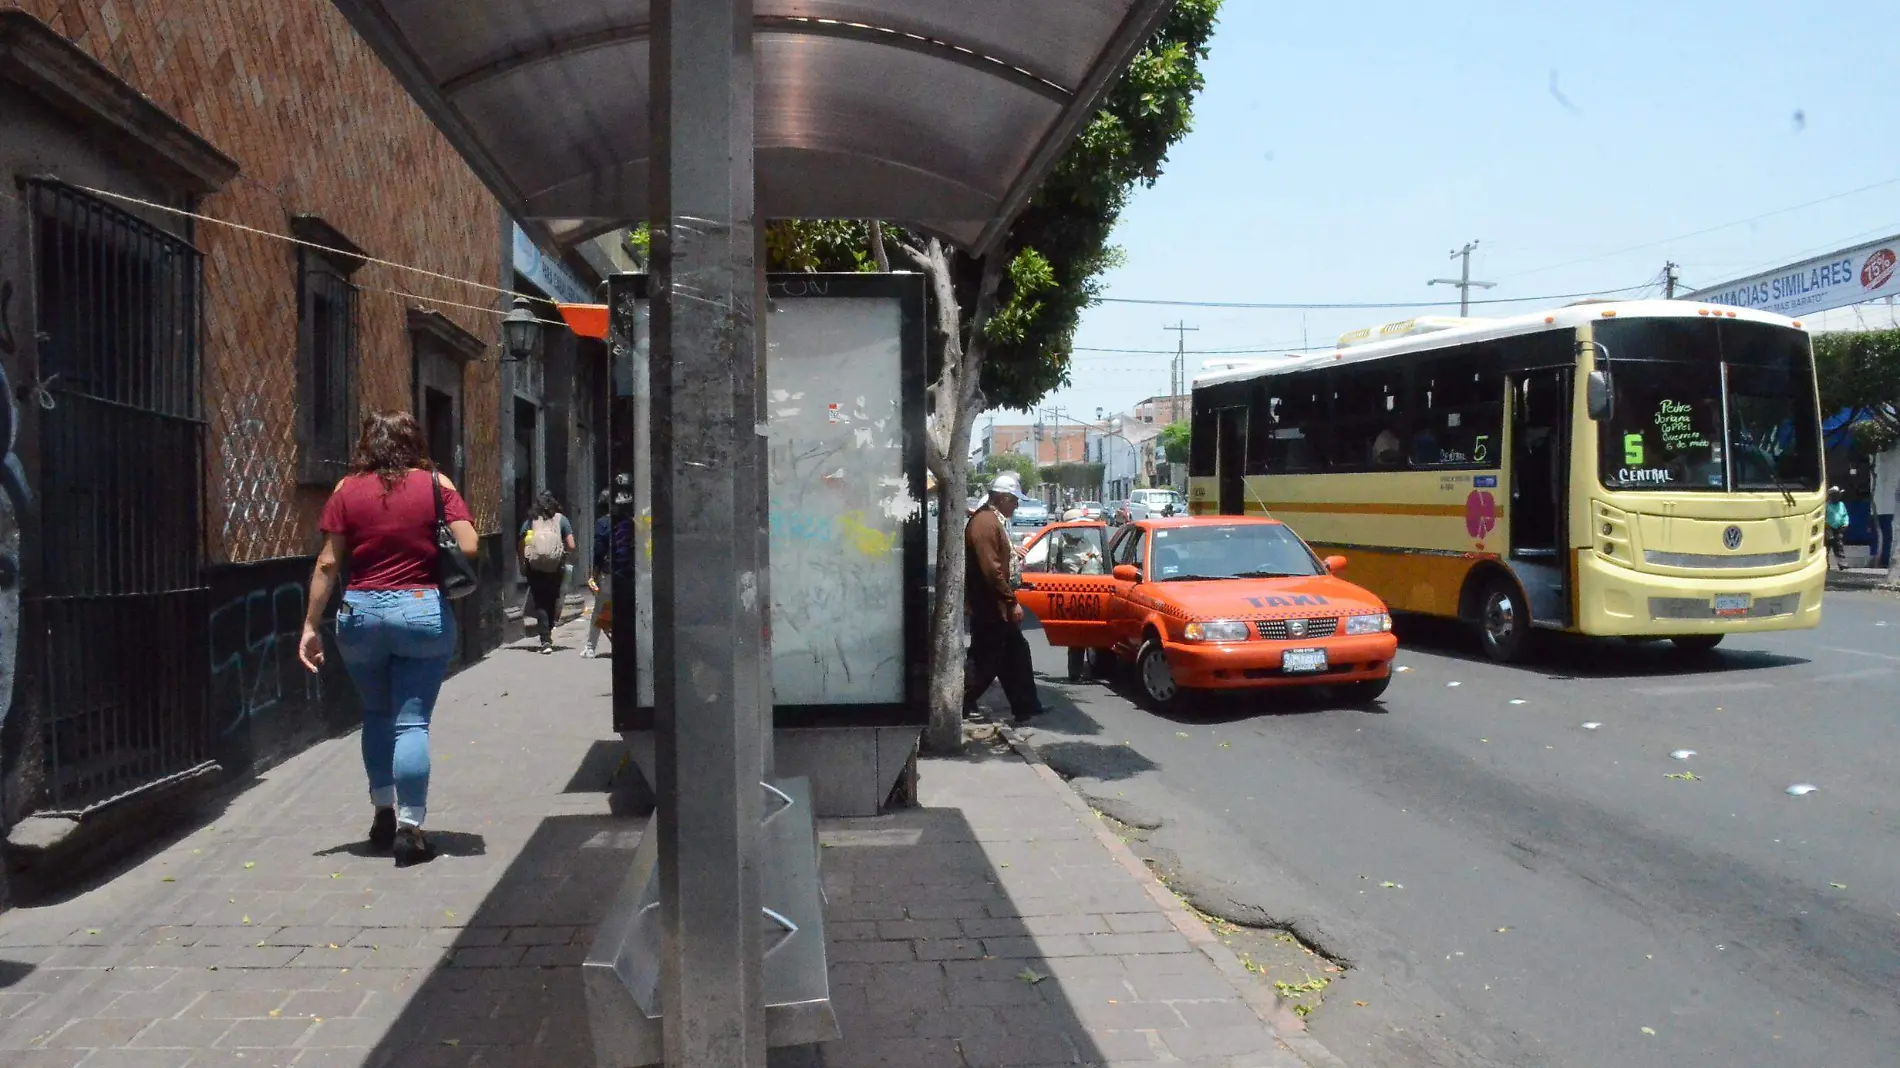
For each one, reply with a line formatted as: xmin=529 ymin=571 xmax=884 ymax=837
xmin=1670 ymin=635 xmax=1724 ymax=656
xmin=1477 ymin=578 xmax=1532 ymax=663
xmin=1136 ymin=639 xmax=1187 ymax=712
xmin=1066 ymin=647 xmax=1088 ymax=682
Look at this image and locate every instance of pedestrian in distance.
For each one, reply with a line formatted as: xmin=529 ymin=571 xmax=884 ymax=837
xmin=519 ymin=491 xmax=576 ymax=654
xmin=1824 ymin=486 xmax=1849 ymax=571
xmin=584 ymin=475 xmax=636 ymax=658
xmin=1875 ymin=444 xmax=1899 ymax=570
xmin=299 ymin=411 xmax=479 ymax=867
xmin=963 ymin=471 xmax=1045 ymax=722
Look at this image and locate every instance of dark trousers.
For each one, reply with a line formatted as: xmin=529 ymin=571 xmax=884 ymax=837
xmin=1880 ymin=514 xmax=1894 ymax=569
xmin=525 ymin=568 xmax=564 ymax=644
xmin=965 ymin=603 xmax=1041 ymax=718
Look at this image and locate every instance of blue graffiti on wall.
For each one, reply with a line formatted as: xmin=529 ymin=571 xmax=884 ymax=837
xmin=0 ymin=288 xmax=30 ymax=746
xmin=208 ymin=582 xmax=321 ymax=737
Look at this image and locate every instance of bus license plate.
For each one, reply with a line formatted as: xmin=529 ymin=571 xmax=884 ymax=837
xmin=1713 ymin=594 xmax=1751 ymax=616
xmin=1282 ymin=648 xmax=1328 ymax=673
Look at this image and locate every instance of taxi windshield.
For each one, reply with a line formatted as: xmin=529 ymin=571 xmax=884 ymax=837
xmin=1149 ymin=524 xmax=1321 ymax=581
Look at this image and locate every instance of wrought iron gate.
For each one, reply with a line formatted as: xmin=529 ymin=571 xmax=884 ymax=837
xmin=27 ymin=180 xmax=212 ymax=813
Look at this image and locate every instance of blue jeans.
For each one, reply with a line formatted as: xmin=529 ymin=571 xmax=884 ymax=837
xmin=1880 ymin=514 xmax=1894 ymax=569
xmin=336 ymin=588 xmax=455 ymax=827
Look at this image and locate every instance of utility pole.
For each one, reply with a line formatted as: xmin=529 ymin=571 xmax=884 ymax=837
xmin=1663 ymin=261 xmax=1680 ymax=299
xmin=1428 ymin=241 xmax=1496 ymax=316
xmin=1164 ymin=321 xmax=1197 ymax=422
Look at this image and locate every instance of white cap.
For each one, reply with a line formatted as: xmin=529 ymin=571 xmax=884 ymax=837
xmin=988 ymin=471 xmax=1023 ymax=500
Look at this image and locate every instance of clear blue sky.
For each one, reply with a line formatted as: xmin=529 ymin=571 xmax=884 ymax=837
xmin=1029 ymin=0 xmax=1900 ymax=429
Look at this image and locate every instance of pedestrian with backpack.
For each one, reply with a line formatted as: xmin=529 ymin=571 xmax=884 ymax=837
xmin=519 ymin=491 xmax=575 ymax=654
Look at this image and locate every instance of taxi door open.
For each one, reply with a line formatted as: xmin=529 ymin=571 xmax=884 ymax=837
xmin=1016 ymin=522 xmax=1115 ymax=648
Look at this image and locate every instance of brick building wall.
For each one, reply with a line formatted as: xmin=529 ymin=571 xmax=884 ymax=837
xmin=10 ymin=0 xmax=506 ymax=557
xmin=0 ymin=0 xmax=516 ymax=875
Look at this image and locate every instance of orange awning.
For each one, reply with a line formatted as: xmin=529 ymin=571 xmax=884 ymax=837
xmin=557 ymin=303 xmax=610 ymax=340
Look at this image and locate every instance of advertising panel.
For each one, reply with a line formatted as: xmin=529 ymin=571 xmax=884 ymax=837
xmin=1687 ymin=236 xmax=1900 ymax=317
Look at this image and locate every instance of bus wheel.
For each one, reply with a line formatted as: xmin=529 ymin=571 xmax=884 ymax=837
xmin=1671 ymin=634 xmax=1724 ymax=656
xmin=1137 ymin=640 xmax=1188 ymax=712
xmin=1478 ymin=579 xmax=1532 ymax=663
xmin=1066 ymin=648 xmax=1088 ymax=681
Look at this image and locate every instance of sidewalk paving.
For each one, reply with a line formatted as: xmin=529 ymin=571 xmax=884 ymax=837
xmin=0 ymin=616 xmax=1328 ymax=1068
xmin=1826 ymin=566 xmax=1895 ymax=592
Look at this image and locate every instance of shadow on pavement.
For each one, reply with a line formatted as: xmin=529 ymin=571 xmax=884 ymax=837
xmin=356 ymin=813 xmax=635 ymax=1068
xmin=353 ymin=745 xmax=1190 ymax=1067
xmin=1394 ymin=614 xmax=1810 ymax=679
xmin=1031 ymin=739 xmax=1161 ymax=783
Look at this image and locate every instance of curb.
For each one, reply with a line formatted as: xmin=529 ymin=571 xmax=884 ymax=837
xmin=985 ymin=720 xmax=1351 ymax=1068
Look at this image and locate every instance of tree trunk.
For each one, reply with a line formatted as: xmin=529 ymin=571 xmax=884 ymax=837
xmin=903 ymin=238 xmax=1003 ymax=755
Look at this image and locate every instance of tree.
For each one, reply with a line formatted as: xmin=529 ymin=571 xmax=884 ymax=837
xmin=1158 ymin=421 xmax=1191 ymax=464
xmin=1814 ymin=327 xmax=1900 ymax=585
xmin=1038 ymin=462 xmax=1107 ymax=496
xmin=771 ymin=2 xmax=1223 ymax=750
xmin=978 ymin=452 xmax=1039 ymax=490
xmin=1815 ymin=327 xmax=1900 ymax=444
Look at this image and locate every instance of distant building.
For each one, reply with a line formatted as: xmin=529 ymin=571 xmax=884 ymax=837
xmin=978 ymin=422 xmax=1090 ymax=465
xmin=1133 ymin=394 xmax=1191 ymax=425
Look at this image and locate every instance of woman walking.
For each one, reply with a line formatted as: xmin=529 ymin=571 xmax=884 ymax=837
xmin=519 ymin=491 xmax=575 ymax=653
xmin=299 ymin=411 xmax=478 ymax=866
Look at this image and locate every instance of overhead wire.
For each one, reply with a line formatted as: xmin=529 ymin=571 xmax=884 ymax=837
xmin=1090 ymin=282 xmax=1651 ymax=310
xmin=1494 ymin=175 xmax=1900 ymax=281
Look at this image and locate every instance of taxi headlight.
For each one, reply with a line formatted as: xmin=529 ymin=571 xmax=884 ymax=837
xmin=1184 ymin=620 xmax=1250 ymax=642
xmin=1345 ymin=613 xmax=1392 ymax=635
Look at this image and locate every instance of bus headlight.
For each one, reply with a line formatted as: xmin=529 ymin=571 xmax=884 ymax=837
xmin=1184 ymin=620 xmax=1250 ymax=642
xmin=1346 ymin=613 xmax=1392 ymax=635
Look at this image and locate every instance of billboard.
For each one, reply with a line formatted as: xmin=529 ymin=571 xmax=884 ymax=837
xmin=1687 ymin=235 xmax=1900 ymax=317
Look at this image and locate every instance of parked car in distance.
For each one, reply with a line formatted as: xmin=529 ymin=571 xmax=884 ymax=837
xmin=1062 ymin=501 xmax=1105 ymax=522
xmin=1130 ymin=488 xmax=1187 ymax=517
xmin=1015 ymin=516 xmax=1397 ymax=710
xmin=1107 ymin=500 xmax=1151 ymax=526
xmin=1008 ymin=499 xmax=1050 ymax=545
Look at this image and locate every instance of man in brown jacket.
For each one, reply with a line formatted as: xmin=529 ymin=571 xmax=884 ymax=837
xmin=964 ymin=472 xmax=1044 ymax=720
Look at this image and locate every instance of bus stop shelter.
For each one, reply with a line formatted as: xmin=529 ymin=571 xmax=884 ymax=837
xmin=326 ymin=2 xmax=1174 ymax=1064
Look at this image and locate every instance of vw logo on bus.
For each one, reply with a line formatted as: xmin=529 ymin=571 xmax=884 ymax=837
xmin=1723 ymin=525 xmax=1744 ymax=551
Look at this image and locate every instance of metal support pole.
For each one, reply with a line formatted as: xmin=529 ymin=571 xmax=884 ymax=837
xmin=649 ymin=1 xmax=768 ymax=1066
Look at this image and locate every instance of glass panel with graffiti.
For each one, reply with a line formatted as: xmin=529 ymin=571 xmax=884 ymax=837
xmin=1595 ymin=318 xmax=1820 ymax=493
xmin=1149 ymin=524 xmax=1323 ymax=582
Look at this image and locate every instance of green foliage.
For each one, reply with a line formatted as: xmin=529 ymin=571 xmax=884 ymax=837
xmin=765 ymin=220 xmax=881 ymax=273
xmin=1158 ymin=421 xmax=1191 ymax=464
xmin=978 ymin=452 xmax=1040 ymax=490
xmin=1039 ymin=462 xmax=1106 ymax=493
xmin=1814 ymin=328 xmax=1900 ymax=446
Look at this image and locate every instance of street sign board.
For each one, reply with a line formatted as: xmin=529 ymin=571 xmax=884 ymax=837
xmin=1686 ymin=235 xmax=1900 ymax=317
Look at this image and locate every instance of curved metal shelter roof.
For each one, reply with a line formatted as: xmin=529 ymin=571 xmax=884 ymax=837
xmin=330 ymin=0 xmax=1174 ymax=254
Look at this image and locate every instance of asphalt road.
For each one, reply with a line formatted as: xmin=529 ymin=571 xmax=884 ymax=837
xmin=1008 ymin=590 xmax=1900 ymax=1068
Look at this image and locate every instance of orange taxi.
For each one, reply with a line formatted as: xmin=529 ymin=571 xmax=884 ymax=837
xmin=1016 ymin=517 xmax=1398 ymax=709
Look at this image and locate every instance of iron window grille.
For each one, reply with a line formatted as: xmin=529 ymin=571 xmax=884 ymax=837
xmin=294 ymin=219 xmax=363 ymax=485
xmin=27 ymin=178 xmax=213 ymax=811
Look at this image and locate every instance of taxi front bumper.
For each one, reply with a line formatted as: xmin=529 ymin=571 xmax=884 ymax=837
xmin=1165 ymin=632 xmax=1399 ymax=690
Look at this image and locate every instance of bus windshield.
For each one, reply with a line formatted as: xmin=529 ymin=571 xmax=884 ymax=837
xmin=1595 ymin=318 xmax=1820 ymax=493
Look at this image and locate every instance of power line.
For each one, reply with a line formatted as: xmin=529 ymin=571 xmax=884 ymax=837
xmin=1093 ymin=281 xmax=1651 ymax=310
xmin=1496 ymin=175 xmax=1900 ymax=280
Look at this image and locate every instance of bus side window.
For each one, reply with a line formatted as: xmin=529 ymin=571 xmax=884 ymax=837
xmin=1411 ymin=347 xmax=1503 ymax=468
xmin=1267 ymin=373 xmax=1326 ymax=472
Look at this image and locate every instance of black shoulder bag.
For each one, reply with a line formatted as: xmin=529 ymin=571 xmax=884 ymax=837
xmin=432 ymin=473 xmax=479 ymax=600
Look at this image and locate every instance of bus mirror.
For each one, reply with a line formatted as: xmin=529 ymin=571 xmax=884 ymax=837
xmin=1586 ymin=369 xmax=1615 ymax=421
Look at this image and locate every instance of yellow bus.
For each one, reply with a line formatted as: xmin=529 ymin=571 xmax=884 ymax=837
xmin=1186 ymin=301 xmax=1826 ymax=661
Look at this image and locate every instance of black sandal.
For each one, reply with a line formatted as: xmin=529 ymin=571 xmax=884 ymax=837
xmin=393 ymin=825 xmax=437 ymax=867
xmin=368 ymin=807 xmax=396 ymax=851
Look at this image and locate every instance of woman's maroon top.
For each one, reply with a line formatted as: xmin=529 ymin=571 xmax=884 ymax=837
xmin=320 ymin=469 xmax=473 ymax=591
